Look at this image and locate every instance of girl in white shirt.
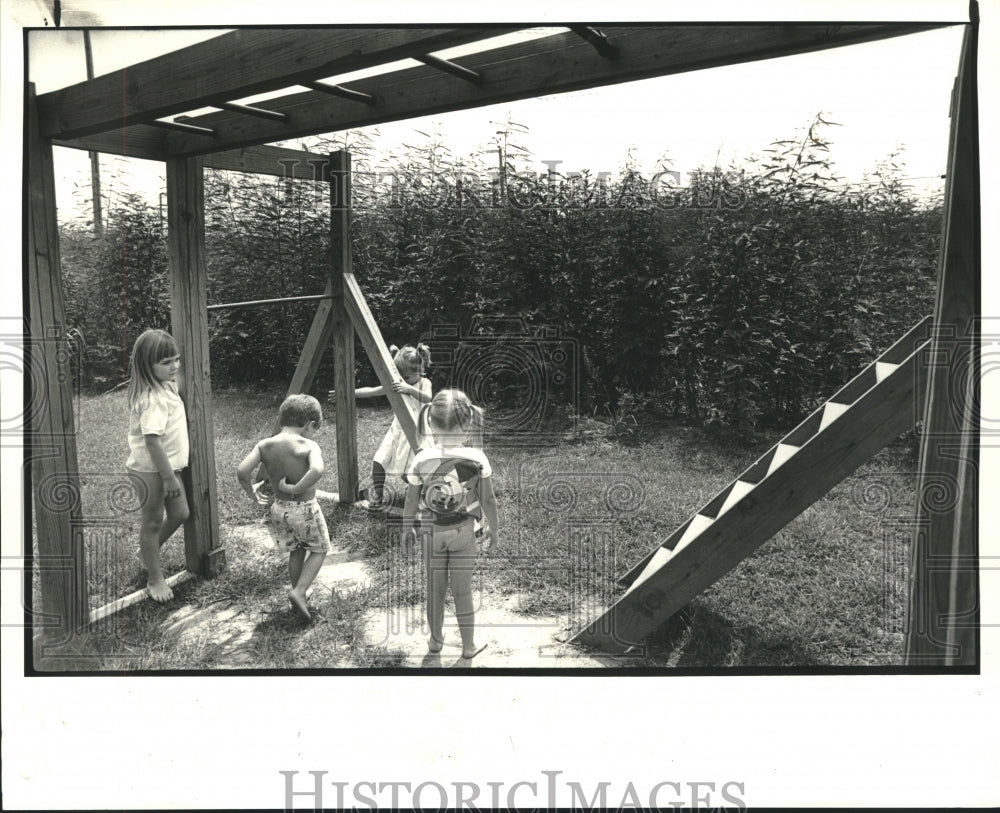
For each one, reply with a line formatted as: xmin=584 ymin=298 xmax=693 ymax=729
xmin=125 ymin=329 xmax=190 ymax=603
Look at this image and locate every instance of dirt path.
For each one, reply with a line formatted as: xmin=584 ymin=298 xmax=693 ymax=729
xmin=161 ymin=515 xmax=624 ymax=669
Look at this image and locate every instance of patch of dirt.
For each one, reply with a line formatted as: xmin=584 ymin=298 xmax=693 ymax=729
xmin=179 ymin=519 xmax=630 ymax=669
xmin=361 ymin=593 xmax=625 ymax=668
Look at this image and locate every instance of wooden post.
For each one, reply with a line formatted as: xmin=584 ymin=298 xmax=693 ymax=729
xmin=26 ymin=84 xmax=88 ymax=651
xmin=330 ymin=150 xmax=359 ymax=502
xmin=905 ymin=22 xmax=980 ymax=666
xmin=83 ymin=31 xmax=102 ymax=236
xmin=165 ymin=157 xmax=224 ymax=576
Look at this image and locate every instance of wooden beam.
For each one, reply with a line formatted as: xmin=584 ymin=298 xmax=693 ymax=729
xmin=53 ymin=124 xmax=168 ymax=161
xmin=153 ymin=23 xmax=944 ymax=157
xmin=38 ymin=27 xmax=516 ymax=140
xmin=342 ymin=273 xmax=420 ymax=452
xmin=330 ymin=151 xmax=359 ymax=503
xmin=166 ymin=156 xmax=222 ymax=577
xmin=88 ymin=571 xmax=195 ymax=626
xmin=905 ymin=24 xmax=980 ymax=667
xmin=204 ymin=145 xmax=330 ymax=179
xmin=26 ymin=84 xmax=87 ymax=652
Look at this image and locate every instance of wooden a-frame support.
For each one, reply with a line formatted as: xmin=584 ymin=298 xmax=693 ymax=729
xmin=272 ymin=150 xmax=419 ymax=503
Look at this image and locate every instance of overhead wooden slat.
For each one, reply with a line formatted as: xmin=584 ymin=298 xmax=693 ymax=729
xmin=415 ymin=54 xmax=483 ymax=84
xmin=569 ymin=25 xmax=620 ymax=59
xmin=217 ymin=101 xmax=289 ymax=123
xmin=304 ymin=81 xmax=376 ymax=105
xmin=37 ymin=26 xmax=518 ymax=140
xmin=151 ymin=23 xmax=946 ymax=158
xmin=151 ymin=119 xmax=216 ymax=137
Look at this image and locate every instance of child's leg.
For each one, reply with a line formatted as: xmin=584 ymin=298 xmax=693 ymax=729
xmin=288 ymin=550 xmax=326 ymax=621
xmin=291 ymin=550 xmax=326 ymax=597
xmin=448 ymin=540 xmax=484 ymax=659
xmin=288 ymin=548 xmax=305 ymax=588
xmin=370 ymin=461 xmax=386 ymax=504
xmin=129 ymin=470 xmax=173 ymax=603
xmin=424 ymin=532 xmax=448 ymax=649
xmin=158 ymin=470 xmax=190 ymax=545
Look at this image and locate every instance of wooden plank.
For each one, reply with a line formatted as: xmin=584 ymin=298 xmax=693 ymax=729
xmin=285 ymin=280 xmax=336 ymax=397
xmin=330 ymin=151 xmax=359 ymax=503
xmin=342 ymin=273 xmax=420 ymax=451
xmin=88 ymin=571 xmax=195 ymax=626
xmin=153 ymin=23 xmax=944 ymax=157
xmin=575 ymin=341 xmax=930 ymax=651
xmin=204 ymin=145 xmax=330 ymax=179
xmin=905 ymin=24 xmax=980 ymax=667
xmin=38 ymin=27 xmax=516 ymax=140
xmin=166 ymin=156 xmax=221 ymax=576
xmin=52 ymin=124 xmax=168 ymax=161
xmin=26 ymin=84 xmax=88 ymax=648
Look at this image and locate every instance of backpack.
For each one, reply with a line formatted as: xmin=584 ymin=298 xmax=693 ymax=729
xmin=416 ymin=455 xmax=483 ymax=524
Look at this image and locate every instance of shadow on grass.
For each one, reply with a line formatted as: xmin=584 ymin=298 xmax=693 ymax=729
xmin=642 ymin=603 xmax=823 ymax=668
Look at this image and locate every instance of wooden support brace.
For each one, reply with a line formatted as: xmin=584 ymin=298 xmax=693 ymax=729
xmin=217 ymin=101 xmax=289 ymax=123
xmin=153 ymin=119 xmax=216 ymax=137
xmin=304 ymin=81 xmax=376 ymax=105
xmin=569 ymin=25 xmax=620 ymax=59
xmin=342 ymin=272 xmax=420 ymax=451
xmin=415 ymin=54 xmax=483 ymax=85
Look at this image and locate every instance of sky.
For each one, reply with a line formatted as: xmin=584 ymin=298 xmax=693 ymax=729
xmin=26 ymin=22 xmax=966 ymax=220
xmin=3 ymin=1 xmax=1000 ymax=810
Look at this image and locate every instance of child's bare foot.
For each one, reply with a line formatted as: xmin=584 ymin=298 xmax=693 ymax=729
xmin=146 ymin=579 xmax=174 ymax=603
xmin=427 ymin=636 xmax=443 ymax=653
xmin=288 ymin=590 xmax=311 ymax=622
xmin=461 ymin=643 xmax=487 ymax=660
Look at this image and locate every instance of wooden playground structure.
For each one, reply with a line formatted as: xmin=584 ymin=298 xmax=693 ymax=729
xmin=26 ymin=18 xmax=979 ymax=665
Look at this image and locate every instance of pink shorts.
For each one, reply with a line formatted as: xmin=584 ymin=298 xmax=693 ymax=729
xmin=270 ymin=499 xmax=330 ymax=554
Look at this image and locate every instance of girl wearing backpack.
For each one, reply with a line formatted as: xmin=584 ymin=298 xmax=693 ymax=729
xmin=403 ymin=389 xmax=499 ymax=660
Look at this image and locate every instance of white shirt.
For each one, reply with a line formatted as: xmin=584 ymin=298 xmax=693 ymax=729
xmin=125 ymin=382 xmax=189 ymax=472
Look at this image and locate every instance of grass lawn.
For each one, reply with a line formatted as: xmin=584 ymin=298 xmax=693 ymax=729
xmin=33 ymin=388 xmax=917 ymax=670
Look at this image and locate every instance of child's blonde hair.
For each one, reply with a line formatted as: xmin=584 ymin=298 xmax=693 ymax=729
xmin=391 ymin=343 xmax=431 ymax=379
xmin=418 ymin=388 xmax=484 ymax=448
xmin=127 ymin=328 xmax=179 ymax=411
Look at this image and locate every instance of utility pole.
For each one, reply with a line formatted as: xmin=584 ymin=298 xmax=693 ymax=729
xmin=83 ymin=30 xmax=102 ymax=235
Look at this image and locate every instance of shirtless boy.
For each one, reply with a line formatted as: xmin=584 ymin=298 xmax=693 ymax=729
xmin=237 ymin=394 xmax=328 ymax=621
